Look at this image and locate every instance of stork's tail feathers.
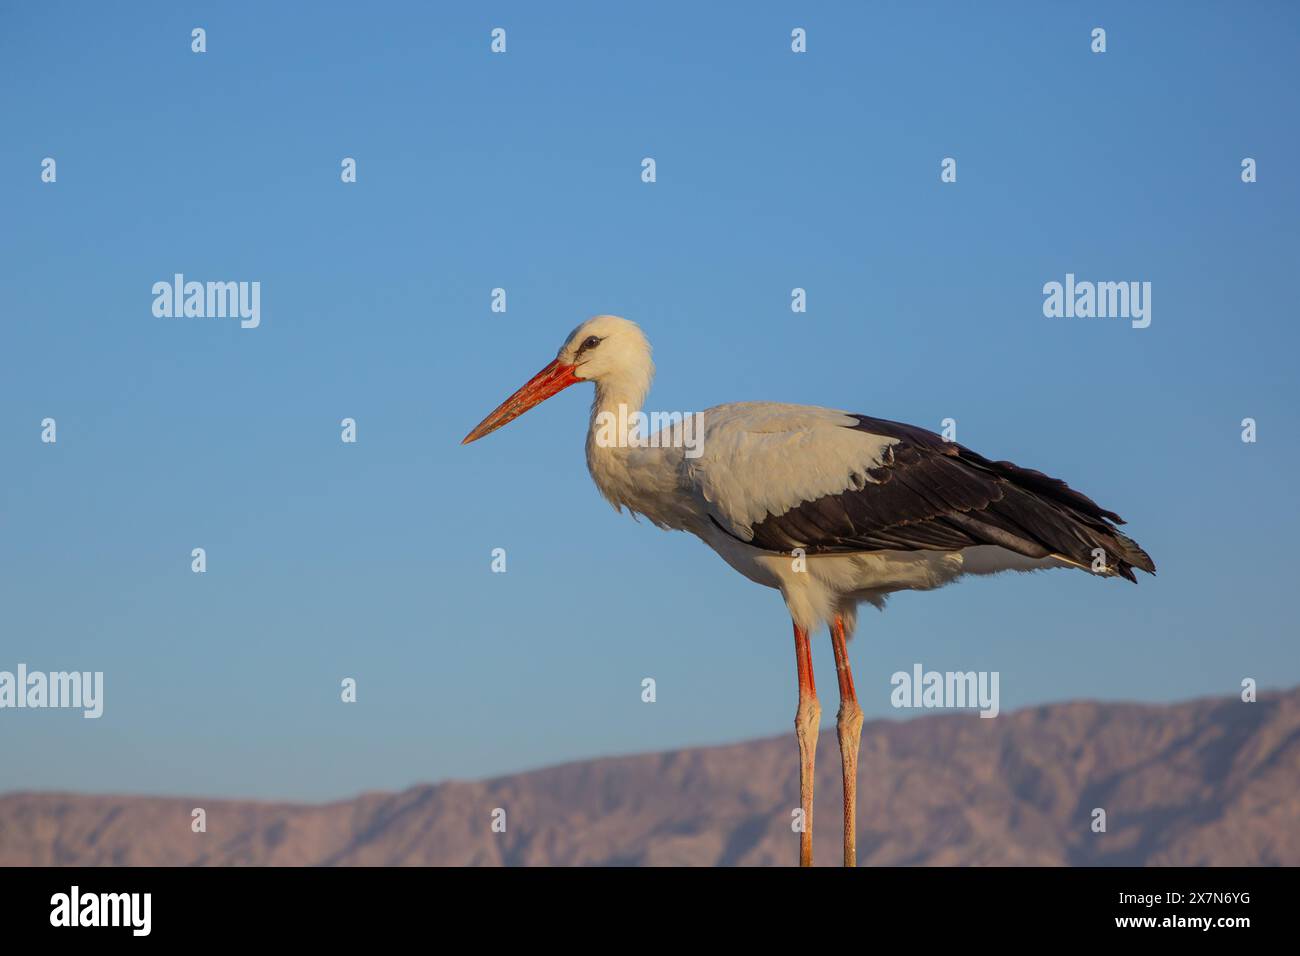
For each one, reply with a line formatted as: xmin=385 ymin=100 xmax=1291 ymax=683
xmin=1100 ymin=528 xmax=1157 ymax=582
xmin=946 ymin=447 xmax=1156 ymax=583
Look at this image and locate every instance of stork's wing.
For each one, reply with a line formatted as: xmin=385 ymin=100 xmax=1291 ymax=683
xmin=686 ymin=403 xmax=1155 ymax=581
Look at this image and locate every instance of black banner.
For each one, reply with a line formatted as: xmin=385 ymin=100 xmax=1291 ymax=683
xmin=0 ymin=865 xmax=1280 ymax=942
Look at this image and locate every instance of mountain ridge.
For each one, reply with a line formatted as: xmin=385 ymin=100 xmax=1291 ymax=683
xmin=3 ymin=689 xmax=1297 ymax=866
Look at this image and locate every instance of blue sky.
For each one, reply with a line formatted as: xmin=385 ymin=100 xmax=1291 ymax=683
xmin=2 ymin=1 xmax=1297 ymax=801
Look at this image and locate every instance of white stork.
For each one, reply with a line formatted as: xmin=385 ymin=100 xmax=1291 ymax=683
xmin=462 ymin=315 xmax=1155 ymax=867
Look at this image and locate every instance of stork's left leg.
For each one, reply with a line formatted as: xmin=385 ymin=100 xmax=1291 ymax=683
xmin=831 ymin=614 xmax=864 ymax=867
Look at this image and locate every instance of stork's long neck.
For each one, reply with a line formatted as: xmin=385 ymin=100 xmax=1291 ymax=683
xmin=586 ymin=375 xmax=647 ymax=467
xmin=584 ymin=368 xmax=666 ymax=517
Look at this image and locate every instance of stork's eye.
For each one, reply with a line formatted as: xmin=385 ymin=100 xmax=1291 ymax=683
xmin=579 ymin=335 xmax=602 ymax=352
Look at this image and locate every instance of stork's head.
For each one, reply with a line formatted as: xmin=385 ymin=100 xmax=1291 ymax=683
xmin=462 ymin=315 xmax=653 ymax=444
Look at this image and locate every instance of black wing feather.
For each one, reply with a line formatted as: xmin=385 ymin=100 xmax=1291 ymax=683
xmin=743 ymin=415 xmax=1156 ymax=581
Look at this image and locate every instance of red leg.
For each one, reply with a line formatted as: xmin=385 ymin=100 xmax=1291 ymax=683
xmin=793 ymin=621 xmax=821 ymax=867
xmin=830 ymin=615 xmax=864 ymax=867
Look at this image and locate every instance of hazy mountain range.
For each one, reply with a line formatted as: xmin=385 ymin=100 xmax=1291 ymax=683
xmin=3 ymin=688 xmax=1296 ymax=866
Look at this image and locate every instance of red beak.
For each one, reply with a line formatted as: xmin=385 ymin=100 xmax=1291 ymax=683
xmin=461 ymin=359 xmax=581 ymax=444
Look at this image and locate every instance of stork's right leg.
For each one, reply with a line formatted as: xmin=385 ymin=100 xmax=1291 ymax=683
xmin=831 ymin=614 xmax=864 ymax=867
xmin=793 ymin=621 xmax=821 ymax=867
